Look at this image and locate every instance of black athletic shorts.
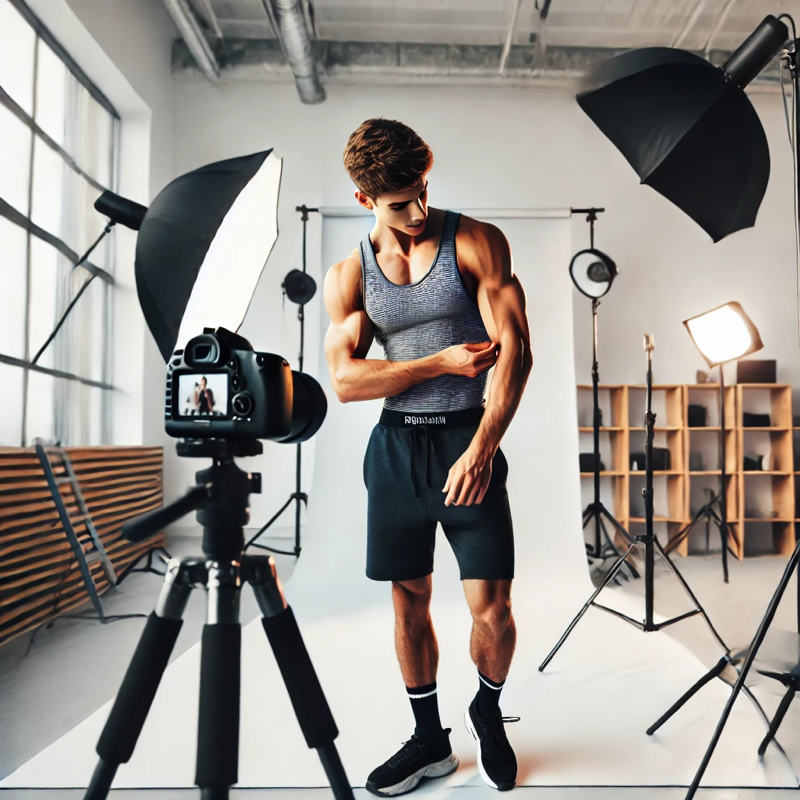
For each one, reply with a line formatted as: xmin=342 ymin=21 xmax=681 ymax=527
xmin=363 ymin=406 xmax=514 ymax=582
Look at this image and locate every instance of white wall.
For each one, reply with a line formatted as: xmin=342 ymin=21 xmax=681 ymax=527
xmin=164 ymin=78 xmax=796 ymax=532
xmin=28 ymin=0 xmax=177 ymax=448
xmin=165 ymin=81 xmax=582 ymax=529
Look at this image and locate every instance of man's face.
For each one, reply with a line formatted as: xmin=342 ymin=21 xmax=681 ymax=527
xmin=356 ymin=177 xmax=429 ymax=237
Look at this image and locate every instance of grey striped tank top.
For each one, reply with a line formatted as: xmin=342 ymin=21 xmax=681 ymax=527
xmin=360 ymin=210 xmax=490 ymax=413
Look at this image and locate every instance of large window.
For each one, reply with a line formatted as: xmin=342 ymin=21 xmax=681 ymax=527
xmin=0 ymin=0 xmax=119 ymax=447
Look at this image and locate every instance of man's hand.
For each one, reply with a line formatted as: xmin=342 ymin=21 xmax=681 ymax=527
xmin=437 ymin=342 xmax=498 ymax=378
xmin=443 ymin=443 xmax=494 ymax=507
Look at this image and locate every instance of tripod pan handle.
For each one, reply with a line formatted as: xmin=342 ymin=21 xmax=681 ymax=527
xmin=123 ymin=484 xmax=209 ymax=542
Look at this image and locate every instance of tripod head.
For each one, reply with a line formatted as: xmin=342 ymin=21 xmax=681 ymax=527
xmin=122 ymin=438 xmax=263 ymax=560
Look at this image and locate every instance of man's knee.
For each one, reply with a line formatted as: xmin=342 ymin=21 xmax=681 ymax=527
xmin=392 ymin=577 xmax=432 ymax=623
xmin=472 ymin=595 xmax=513 ymax=637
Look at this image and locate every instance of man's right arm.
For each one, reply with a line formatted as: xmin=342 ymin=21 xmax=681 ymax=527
xmin=323 ymin=256 xmax=497 ymax=404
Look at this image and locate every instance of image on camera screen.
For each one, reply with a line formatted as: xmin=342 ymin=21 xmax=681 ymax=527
xmin=178 ymin=373 xmax=229 ymax=417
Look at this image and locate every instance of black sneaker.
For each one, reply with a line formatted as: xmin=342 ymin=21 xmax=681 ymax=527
xmin=365 ymin=727 xmax=459 ymax=796
xmin=464 ymin=698 xmax=520 ymax=791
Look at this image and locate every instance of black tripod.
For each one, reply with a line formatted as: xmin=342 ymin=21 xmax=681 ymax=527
xmin=540 ymin=335 xmax=728 ymax=672
xmin=83 ymin=438 xmax=354 ymax=800
xmin=247 ymin=205 xmax=320 ymax=559
xmin=664 ymin=370 xmax=737 ymax=583
xmin=583 ymin=296 xmax=637 ymax=567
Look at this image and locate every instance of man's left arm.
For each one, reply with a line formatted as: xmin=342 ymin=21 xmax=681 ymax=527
xmin=444 ymin=222 xmax=533 ymax=506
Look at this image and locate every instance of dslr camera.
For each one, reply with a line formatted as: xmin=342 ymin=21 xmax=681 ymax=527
xmin=165 ymin=327 xmax=326 ymax=443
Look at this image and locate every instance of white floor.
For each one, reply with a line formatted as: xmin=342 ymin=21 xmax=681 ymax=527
xmin=2 ymin=551 xmax=798 ymax=792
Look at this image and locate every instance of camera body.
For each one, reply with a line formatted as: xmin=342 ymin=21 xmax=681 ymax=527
xmin=165 ymin=328 xmax=293 ymax=441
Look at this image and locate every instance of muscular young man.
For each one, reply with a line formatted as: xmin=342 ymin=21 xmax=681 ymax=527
xmin=323 ymin=119 xmax=532 ymax=795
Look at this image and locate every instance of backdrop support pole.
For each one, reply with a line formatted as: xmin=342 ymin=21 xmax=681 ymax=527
xmin=246 ymin=205 xmax=319 ymax=559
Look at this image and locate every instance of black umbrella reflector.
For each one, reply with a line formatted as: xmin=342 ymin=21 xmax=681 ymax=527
xmin=135 ymin=150 xmax=282 ymax=362
xmin=575 ymin=24 xmax=786 ymax=243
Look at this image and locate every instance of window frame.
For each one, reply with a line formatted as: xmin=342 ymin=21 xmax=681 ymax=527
xmin=1 ymin=0 xmax=121 ymax=446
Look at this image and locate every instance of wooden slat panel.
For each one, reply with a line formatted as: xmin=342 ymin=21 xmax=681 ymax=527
xmin=0 ymin=446 xmax=165 ymax=646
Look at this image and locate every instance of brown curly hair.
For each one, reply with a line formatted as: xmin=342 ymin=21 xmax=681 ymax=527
xmin=343 ymin=118 xmax=434 ymax=199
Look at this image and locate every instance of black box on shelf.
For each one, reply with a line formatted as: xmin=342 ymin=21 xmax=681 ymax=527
xmin=743 ymin=455 xmax=765 ymax=471
xmin=737 ymin=359 xmax=776 ymax=384
xmin=743 ymin=412 xmax=771 ymax=427
xmin=630 ymin=449 xmax=671 ymax=471
xmin=580 ymin=453 xmax=605 ymax=472
xmin=688 ymin=405 xmax=708 ymax=427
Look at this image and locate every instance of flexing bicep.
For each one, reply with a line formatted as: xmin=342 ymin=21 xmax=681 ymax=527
xmin=323 ymin=260 xmax=375 ymax=387
xmin=473 ymin=228 xmax=531 ymax=356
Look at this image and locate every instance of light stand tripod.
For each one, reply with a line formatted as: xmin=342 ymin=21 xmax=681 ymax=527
xmin=665 ymin=370 xmax=737 ymax=583
xmin=83 ymin=438 xmax=353 ymax=800
xmin=583 ymin=295 xmax=637 ymax=566
xmin=569 ymin=207 xmax=635 ymax=569
xmin=539 ymin=335 xmax=728 ymax=672
xmin=247 ymin=205 xmax=320 ymax=559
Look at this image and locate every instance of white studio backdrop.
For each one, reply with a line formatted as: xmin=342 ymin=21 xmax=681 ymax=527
xmin=294 ymin=212 xmax=587 ymax=604
xmin=4 ymin=212 xmax=798 ymax=791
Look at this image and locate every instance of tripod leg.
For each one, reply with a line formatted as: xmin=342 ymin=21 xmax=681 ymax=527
xmin=656 ymin=539 xmax=729 ymax=653
xmin=685 ymin=538 xmax=800 ymax=799
xmin=757 ymin=688 xmax=795 ymax=757
xmin=598 ymin=510 xmax=639 ymax=578
xmin=597 ymin=516 xmax=622 ymax=560
xmin=84 ymin=558 xmax=201 ymax=800
xmin=539 ymin=544 xmax=637 ymax=672
xmin=646 ymin=658 xmax=728 ymax=736
xmin=196 ymin=561 xmax=243 ymax=800
xmin=719 ymin=515 xmax=730 ymax=584
xmin=248 ymin=556 xmax=354 ymax=800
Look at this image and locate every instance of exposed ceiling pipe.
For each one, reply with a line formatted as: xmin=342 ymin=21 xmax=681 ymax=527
xmin=704 ymin=0 xmax=736 ymax=58
xmin=263 ymin=0 xmax=326 ymax=103
xmin=192 ymin=0 xmax=224 ymax=39
xmin=534 ymin=0 xmax=553 ymax=68
xmin=499 ymin=0 xmax=524 ymax=74
xmin=163 ymin=0 xmax=220 ymax=81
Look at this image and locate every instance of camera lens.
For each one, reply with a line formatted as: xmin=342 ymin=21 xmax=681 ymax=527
xmin=232 ymin=392 xmax=253 ymax=417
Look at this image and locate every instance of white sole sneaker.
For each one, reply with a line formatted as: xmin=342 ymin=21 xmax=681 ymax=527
xmin=366 ymin=753 xmax=460 ymax=797
xmin=464 ymin=708 xmax=499 ymax=789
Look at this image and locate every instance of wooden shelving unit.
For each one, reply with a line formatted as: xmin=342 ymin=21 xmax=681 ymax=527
xmin=577 ymin=384 xmax=797 ymax=559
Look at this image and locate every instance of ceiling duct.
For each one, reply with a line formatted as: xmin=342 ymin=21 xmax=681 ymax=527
xmin=266 ymin=0 xmax=326 ymax=104
xmin=162 ymin=0 xmax=220 ymax=81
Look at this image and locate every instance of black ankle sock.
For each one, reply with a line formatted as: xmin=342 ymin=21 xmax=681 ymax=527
xmin=406 ymin=682 xmax=443 ymax=733
xmin=476 ymin=670 xmax=504 ymax=716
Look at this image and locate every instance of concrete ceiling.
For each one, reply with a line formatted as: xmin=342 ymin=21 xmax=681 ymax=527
xmin=177 ymin=0 xmax=799 ymax=87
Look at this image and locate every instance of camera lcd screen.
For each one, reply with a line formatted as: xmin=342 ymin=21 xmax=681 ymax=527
xmin=177 ymin=373 xmax=229 ymax=418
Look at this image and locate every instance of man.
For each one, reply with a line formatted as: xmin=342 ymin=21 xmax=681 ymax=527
xmin=323 ymin=119 xmax=532 ymax=795
xmin=193 ymin=376 xmax=215 ymax=415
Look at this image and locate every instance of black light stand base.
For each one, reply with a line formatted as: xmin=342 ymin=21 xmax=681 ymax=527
xmin=664 ymin=495 xmax=738 ymax=584
xmin=117 ymin=546 xmax=172 ymax=584
xmin=539 ymin=533 xmax=728 ymax=672
xmin=583 ymin=501 xmax=640 ymax=581
xmin=539 ymin=335 xmax=728 ymax=684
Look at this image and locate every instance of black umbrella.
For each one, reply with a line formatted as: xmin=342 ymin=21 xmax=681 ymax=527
xmin=577 ymin=16 xmax=789 ymax=243
xmin=134 ymin=150 xmax=283 ymax=361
